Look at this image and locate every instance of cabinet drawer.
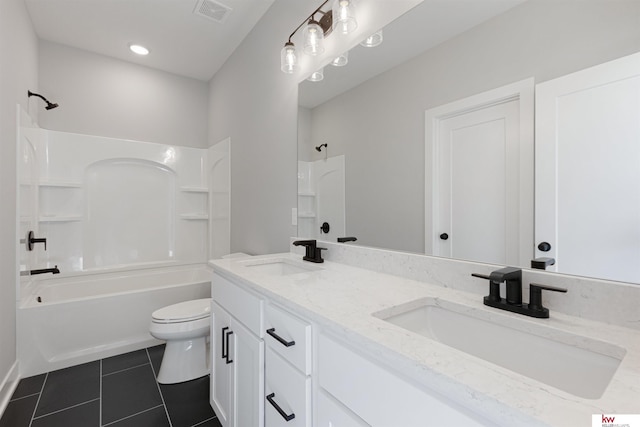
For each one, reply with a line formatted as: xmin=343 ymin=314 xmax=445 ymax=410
xmin=212 ymin=272 xmax=263 ymax=337
xmin=265 ymin=303 xmax=312 ymax=375
xmin=265 ymin=347 xmax=311 ymax=427
xmin=317 ymin=390 xmax=370 ymax=427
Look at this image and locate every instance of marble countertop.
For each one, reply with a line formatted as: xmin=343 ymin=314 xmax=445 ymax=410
xmin=209 ymin=253 xmax=640 ymax=427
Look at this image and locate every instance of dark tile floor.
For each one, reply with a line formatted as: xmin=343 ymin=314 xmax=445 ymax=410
xmin=0 ymin=345 xmax=221 ymax=427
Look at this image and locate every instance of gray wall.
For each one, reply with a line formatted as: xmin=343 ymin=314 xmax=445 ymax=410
xmin=208 ymin=0 xmax=305 ymax=255
xmin=0 ymin=0 xmax=38 ymax=398
xmin=307 ymin=0 xmax=640 ymax=254
xmin=38 ymin=41 xmax=209 ymax=148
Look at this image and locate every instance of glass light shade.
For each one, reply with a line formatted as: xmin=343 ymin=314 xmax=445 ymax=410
xmin=331 ymin=50 xmax=349 ymax=67
xmin=360 ymin=30 xmax=383 ymax=47
xmin=303 ymin=20 xmax=325 ymax=56
xmin=332 ymin=0 xmax=357 ymax=34
xmin=280 ymin=42 xmax=297 ymax=74
xmin=307 ymin=68 xmax=324 ymax=82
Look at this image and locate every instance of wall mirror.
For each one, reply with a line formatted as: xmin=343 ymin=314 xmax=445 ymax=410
xmin=297 ymin=0 xmax=640 ymax=284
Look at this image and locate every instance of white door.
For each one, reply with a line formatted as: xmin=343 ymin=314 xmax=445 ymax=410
xmin=426 ymin=79 xmax=534 ymax=266
xmin=314 ymin=155 xmax=346 ymax=241
xmin=536 ymin=53 xmax=640 ymax=283
xmin=211 ymin=302 xmax=232 ymax=427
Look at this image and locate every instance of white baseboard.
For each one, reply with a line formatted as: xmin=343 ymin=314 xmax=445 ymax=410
xmin=0 ymin=360 xmax=20 ymax=419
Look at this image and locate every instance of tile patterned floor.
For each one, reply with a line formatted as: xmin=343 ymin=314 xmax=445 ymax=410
xmin=0 ymin=345 xmax=221 ymax=427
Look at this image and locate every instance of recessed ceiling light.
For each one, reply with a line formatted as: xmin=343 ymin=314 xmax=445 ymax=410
xmin=129 ymin=44 xmax=149 ymax=56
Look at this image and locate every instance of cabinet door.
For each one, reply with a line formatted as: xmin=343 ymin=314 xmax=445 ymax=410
xmin=211 ymin=302 xmax=233 ymax=427
xmin=317 ymin=390 xmax=370 ymax=427
xmin=232 ymin=317 xmax=265 ymax=427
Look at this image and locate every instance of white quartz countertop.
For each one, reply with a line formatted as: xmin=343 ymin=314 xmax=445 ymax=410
xmin=209 ymin=253 xmax=640 ymax=427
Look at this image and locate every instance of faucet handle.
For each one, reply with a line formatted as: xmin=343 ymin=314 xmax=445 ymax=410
xmin=528 ymin=283 xmax=568 ymax=315
xmin=471 ymin=273 xmax=501 ymax=303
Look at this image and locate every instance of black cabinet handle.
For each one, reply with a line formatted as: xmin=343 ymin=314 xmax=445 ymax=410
xmin=221 ymin=327 xmax=229 ymax=360
xmin=224 ymin=329 xmax=233 ymax=364
xmin=538 ymin=241 xmax=552 ymax=252
xmin=439 ymin=233 xmax=449 ymax=240
xmin=266 ymin=328 xmax=295 ymax=347
xmin=266 ymin=393 xmax=295 ymax=422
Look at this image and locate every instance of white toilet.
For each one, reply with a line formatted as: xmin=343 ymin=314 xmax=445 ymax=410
xmin=149 ymin=298 xmax=212 ymax=384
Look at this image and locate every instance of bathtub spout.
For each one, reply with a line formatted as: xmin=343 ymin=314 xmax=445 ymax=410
xmin=30 ymin=265 xmax=60 ymax=275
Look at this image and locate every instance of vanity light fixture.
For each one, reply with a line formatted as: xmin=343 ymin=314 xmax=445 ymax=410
xmin=331 ymin=50 xmax=348 ymax=66
xmin=280 ymin=0 xmax=343 ymax=75
xmin=332 ymin=0 xmax=357 ymax=34
xmin=360 ymin=30 xmax=383 ymax=47
xmin=129 ymin=43 xmax=150 ymax=56
xmin=308 ymin=68 xmax=324 ymax=82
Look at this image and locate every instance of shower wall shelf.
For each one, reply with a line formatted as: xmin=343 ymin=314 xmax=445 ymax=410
xmin=180 ymin=186 xmax=208 ymax=193
xmin=39 ymin=216 xmax=82 ymax=223
xmin=179 ymin=214 xmax=209 ymax=220
xmin=39 ymin=180 xmax=82 ymax=188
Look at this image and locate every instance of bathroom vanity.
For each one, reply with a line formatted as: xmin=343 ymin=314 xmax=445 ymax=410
xmin=209 ymin=244 xmax=640 ymax=427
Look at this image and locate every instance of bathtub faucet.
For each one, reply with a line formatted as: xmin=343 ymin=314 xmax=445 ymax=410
xmin=30 ymin=265 xmax=60 ymax=275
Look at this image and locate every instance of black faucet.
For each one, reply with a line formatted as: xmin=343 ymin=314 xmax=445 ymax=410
xmin=472 ymin=267 xmax=567 ymax=318
xmin=337 ymin=236 xmax=357 ymax=243
xmin=292 ymin=240 xmax=326 ymax=263
xmin=30 ymin=265 xmax=60 ymax=275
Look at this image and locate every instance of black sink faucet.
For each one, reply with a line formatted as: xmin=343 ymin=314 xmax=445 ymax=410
xmin=472 ymin=267 xmax=567 ymax=318
xmin=292 ymin=240 xmax=326 ymax=263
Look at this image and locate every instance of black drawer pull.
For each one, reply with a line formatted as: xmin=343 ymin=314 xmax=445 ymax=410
xmin=221 ymin=327 xmax=229 ymax=360
xmin=224 ymin=329 xmax=233 ymax=364
xmin=266 ymin=328 xmax=295 ymax=347
xmin=266 ymin=393 xmax=295 ymax=421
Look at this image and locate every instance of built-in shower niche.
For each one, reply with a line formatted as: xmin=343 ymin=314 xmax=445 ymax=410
xmin=83 ymin=159 xmax=176 ymax=269
xmin=29 ymin=129 xmax=210 ymax=273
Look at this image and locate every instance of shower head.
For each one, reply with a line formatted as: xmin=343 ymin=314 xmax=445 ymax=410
xmin=28 ymin=90 xmax=59 ymax=110
xmin=315 ymin=143 xmax=327 ymax=152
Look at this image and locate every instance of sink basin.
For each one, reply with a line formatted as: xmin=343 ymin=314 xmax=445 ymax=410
xmin=239 ymin=258 xmax=321 ymax=276
xmin=374 ymin=298 xmax=625 ymax=399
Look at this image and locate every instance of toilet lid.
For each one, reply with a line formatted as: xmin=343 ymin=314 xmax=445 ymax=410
xmin=152 ymin=298 xmax=212 ymax=323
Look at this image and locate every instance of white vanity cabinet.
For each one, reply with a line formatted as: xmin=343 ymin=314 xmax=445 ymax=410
xmin=210 ymin=273 xmax=265 ymax=427
xmin=318 ymin=334 xmax=489 ymax=427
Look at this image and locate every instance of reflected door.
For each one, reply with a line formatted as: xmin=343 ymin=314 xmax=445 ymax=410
xmin=535 ymin=53 xmax=640 ymax=282
xmin=434 ymin=100 xmax=520 ymax=265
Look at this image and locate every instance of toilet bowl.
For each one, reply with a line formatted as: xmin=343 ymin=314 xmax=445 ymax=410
xmin=149 ymin=298 xmax=212 ymax=384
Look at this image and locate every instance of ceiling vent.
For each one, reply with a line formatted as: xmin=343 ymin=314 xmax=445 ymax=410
xmin=194 ymin=0 xmax=232 ymax=24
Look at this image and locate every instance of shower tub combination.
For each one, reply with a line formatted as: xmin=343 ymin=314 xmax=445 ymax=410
xmin=18 ymin=264 xmax=211 ymax=377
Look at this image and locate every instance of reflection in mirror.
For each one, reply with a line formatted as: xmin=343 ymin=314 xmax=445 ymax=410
xmin=297 ymin=0 xmax=640 ymax=283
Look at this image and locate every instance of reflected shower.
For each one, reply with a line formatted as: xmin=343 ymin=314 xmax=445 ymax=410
xmin=28 ymin=90 xmax=59 ymax=110
xmin=315 ymin=143 xmax=327 ymax=152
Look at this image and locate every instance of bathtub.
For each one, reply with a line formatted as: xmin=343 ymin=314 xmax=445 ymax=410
xmin=17 ymin=264 xmax=212 ymax=377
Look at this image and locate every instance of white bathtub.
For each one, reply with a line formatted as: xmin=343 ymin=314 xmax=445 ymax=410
xmin=17 ymin=264 xmax=212 ymax=376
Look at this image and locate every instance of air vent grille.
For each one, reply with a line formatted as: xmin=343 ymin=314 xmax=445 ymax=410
xmin=194 ymin=0 xmax=232 ymax=24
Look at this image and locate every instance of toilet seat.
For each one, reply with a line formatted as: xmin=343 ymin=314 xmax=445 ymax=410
xmin=152 ymin=298 xmax=211 ymax=324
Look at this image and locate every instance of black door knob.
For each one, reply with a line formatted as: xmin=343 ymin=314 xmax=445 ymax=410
xmin=440 ymin=233 xmax=449 ymax=240
xmin=538 ymin=241 xmax=552 ymax=252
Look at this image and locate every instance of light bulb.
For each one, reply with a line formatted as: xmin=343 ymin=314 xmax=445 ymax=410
xmin=332 ymin=0 xmax=357 ymax=34
xmin=303 ymin=20 xmax=325 ymax=56
xmin=281 ymin=42 xmax=297 ymax=74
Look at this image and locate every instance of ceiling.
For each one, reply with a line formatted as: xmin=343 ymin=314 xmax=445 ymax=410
xmin=24 ymin=0 xmax=276 ymax=82
xmin=24 ymin=0 xmax=525 ymax=90
xmin=299 ymin=0 xmax=526 ymax=108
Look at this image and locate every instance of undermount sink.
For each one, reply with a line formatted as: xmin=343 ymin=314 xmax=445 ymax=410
xmin=374 ymin=298 xmax=625 ymax=399
xmin=239 ymin=258 xmax=321 ymax=276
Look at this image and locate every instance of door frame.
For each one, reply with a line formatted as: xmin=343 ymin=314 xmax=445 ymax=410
xmin=425 ymin=78 xmax=534 ymax=266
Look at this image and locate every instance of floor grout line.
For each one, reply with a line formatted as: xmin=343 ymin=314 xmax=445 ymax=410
xmin=32 ymin=397 xmax=100 ymax=420
xmin=190 ymin=416 xmax=217 ymax=427
xmin=101 ymin=362 xmax=151 ymax=377
xmin=101 ymin=404 xmax=165 ymax=427
xmin=8 ymin=392 xmax=40 ymax=403
xmin=27 ymin=372 xmax=47 ymax=427
xmin=147 ymin=347 xmax=174 ymax=427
